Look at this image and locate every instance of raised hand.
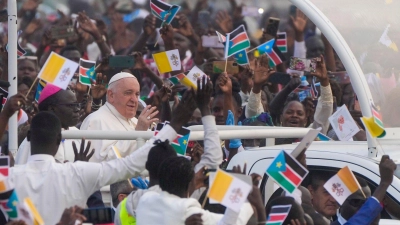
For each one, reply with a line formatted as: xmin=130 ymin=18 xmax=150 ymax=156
xmin=136 ymin=105 xmax=159 ymax=131
xmin=77 ymin=11 xmax=100 ymax=38
xmin=291 ymin=8 xmax=308 ymax=36
xmin=143 ymin=14 xmax=157 ymax=36
xmin=153 ymin=85 xmax=172 ymax=107
xmin=90 ymin=73 xmax=107 ymax=100
xmin=379 ymin=155 xmax=396 ymax=186
xmin=217 ymin=72 xmax=232 ymax=94
xmin=215 ymin=11 xmax=233 ymax=33
xmin=175 ymin=14 xmax=194 ymax=37
xmin=310 ymin=55 xmax=329 ymax=87
xmin=72 ymin=139 xmax=95 ymax=162
xmin=195 ymin=76 xmax=212 ymax=116
xmin=253 ymin=55 xmax=275 ymax=93
xmin=170 ymin=89 xmax=197 ymax=132
xmin=2 ymin=93 xmax=27 ymax=118
xmin=132 ymin=52 xmax=147 ymax=70
xmin=160 ymin=24 xmax=174 ymax=46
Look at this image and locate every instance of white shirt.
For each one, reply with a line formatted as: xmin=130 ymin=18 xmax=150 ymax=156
xmin=136 ymin=190 xmax=253 ymax=225
xmin=10 ymin=125 xmax=177 ymax=225
xmin=15 ymin=127 xmax=80 ymax=164
xmin=80 ymin=102 xmax=139 ymax=162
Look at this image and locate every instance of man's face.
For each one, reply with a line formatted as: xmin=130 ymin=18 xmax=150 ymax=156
xmin=108 ymin=78 xmax=140 ymax=119
xmin=306 ymin=37 xmax=325 ymax=59
xmin=173 ymin=33 xmax=190 ymax=59
xmin=189 ymin=108 xmax=202 ymax=125
xmin=18 ymin=59 xmax=37 ymax=80
xmin=52 ymin=90 xmax=80 ymax=128
xmin=62 ymin=50 xmax=81 ymax=63
xmin=309 ymin=183 xmax=339 ymax=218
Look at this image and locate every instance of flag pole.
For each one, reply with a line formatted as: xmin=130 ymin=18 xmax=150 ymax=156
xmin=247 ymin=47 xmax=258 ymax=53
xmin=8 ymin=0 xmax=18 ymax=156
xmin=87 ymin=86 xmax=91 ymax=95
xmin=154 ymin=11 xmax=171 ymax=48
xmin=224 ymin=59 xmax=228 ymax=72
xmin=25 ymin=77 xmax=39 ymax=99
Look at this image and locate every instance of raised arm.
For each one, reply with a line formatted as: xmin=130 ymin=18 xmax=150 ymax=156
xmin=79 ymin=89 xmax=198 ymax=194
xmin=194 ymin=76 xmax=222 ymax=172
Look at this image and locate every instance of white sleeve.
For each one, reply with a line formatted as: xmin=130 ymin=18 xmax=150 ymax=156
xmin=15 ymin=138 xmax=30 ymax=165
xmin=75 ymin=125 xmax=177 ymax=196
xmin=194 ymin=116 xmax=223 ymax=173
xmin=293 ymin=41 xmax=306 ymax=58
xmin=245 ymin=90 xmax=264 ymax=118
xmin=311 ymin=84 xmax=333 ymax=134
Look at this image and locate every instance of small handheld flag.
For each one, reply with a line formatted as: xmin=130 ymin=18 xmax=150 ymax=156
xmin=153 ymin=49 xmax=181 ymax=74
xmin=225 ymin=25 xmax=251 ymax=58
xmin=361 ymin=103 xmax=386 ymax=138
xmin=276 ymin=32 xmax=288 ymax=53
xmin=6 ymin=30 xmax=26 ymax=58
xmin=216 ymin=31 xmax=227 ymax=43
xmin=150 ymin=0 xmax=180 ymax=25
xmin=79 ymin=58 xmax=96 ymax=86
xmin=267 ymin=45 xmax=285 ymax=67
xmin=207 ymin=169 xmax=252 ymax=212
xmin=266 ymin=150 xmax=309 ymax=193
xmin=256 ymin=39 xmax=275 ymax=55
xmin=17 ymin=197 xmax=45 ymax=225
xmin=172 ymin=127 xmax=191 ymax=155
xmin=266 ymin=204 xmax=292 ymax=225
xmin=379 ymin=24 xmax=398 ymax=52
xmin=34 ymin=80 xmax=46 ymax=103
xmin=323 ymin=166 xmax=362 ymax=205
xmin=38 ymin=52 xmax=79 ymax=90
xmin=234 ymin=49 xmax=249 ymax=65
xmin=0 ymin=156 xmax=9 ymax=177
xmin=170 ymin=73 xmax=197 ymax=90
xmin=185 ymin=66 xmax=206 ymax=89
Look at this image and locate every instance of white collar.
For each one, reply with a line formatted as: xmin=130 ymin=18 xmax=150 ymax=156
xmin=28 ymin=154 xmax=56 ymax=163
xmin=337 ymin=212 xmax=347 ymax=225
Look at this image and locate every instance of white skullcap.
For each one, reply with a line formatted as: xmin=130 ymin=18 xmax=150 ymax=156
xmin=108 ymin=72 xmax=137 ymax=85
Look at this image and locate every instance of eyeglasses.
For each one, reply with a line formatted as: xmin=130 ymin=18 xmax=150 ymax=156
xmin=56 ymin=102 xmax=83 ymax=109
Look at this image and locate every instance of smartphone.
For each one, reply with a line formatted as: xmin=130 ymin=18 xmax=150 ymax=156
xmin=201 ymin=36 xmax=224 ymax=48
xmin=289 ymin=5 xmax=297 ymax=17
xmin=289 ymin=57 xmax=319 ymax=73
xmin=212 ymin=61 xmax=239 ymax=74
xmin=0 ymin=9 xmax=7 ymax=22
xmin=328 ymin=71 xmax=350 ymax=84
xmin=267 ymin=72 xmax=291 ymax=85
xmin=242 ymin=6 xmax=259 ymax=17
xmin=155 ymin=17 xmax=180 ymax=28
xmin=82 ymin=207 xmax=114 ymax=224
xmin=108 ymin=55 xmax=135 ymax=68
xmin=265 ymin=17 xmax=280 ymax=37
xmin=198 ymin=11 xmax=210 ymax=30
xmin=50 ymin=25 xmax=77 ymax=39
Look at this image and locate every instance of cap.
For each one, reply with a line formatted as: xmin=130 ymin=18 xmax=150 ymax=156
xmin=38 ymin=83 xmax=61 ymax=104
xmin=108 ymin=72 xmax=137 ymax=86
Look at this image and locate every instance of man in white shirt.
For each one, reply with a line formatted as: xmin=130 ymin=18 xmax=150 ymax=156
xmin=15 ymin=84 xmax=82 ymax=164
xmin=10 ymin=90 xmax=196 ymax=225
xmin=80 ymin=72 xmax=159 ymax=162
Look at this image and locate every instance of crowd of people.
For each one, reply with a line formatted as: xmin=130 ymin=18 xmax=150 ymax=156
xmin=0 ymin=0 xmax=398 ymax=224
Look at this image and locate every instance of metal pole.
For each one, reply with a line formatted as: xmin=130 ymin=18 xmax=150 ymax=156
xmin=62 ymin=128 xmax=312 ymax=141
xmin=8 ymin=0 xmax=18 ymax=156
xmin=289 ymin=0 xmax=377 ymax=157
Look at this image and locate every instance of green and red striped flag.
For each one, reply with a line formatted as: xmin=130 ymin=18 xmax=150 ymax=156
xmin=79 ymin=59 xmax=96 ymax=86
xmin=225 ymin=25 xmax=250 ymax=58
xmin=266 ymin=150 xmax=308 ymax=193
xmin=277 ymin=32 xmax=287 ymax=53
xmin=266 ymin=204 xmax=292 ymax=225
xmin=267 ymin=45 xmax=285 ymax=68
xmin=371 ymin=103 xmax=384 ymax=128
xmin=360 ymin=103 xmax=386 ymax=138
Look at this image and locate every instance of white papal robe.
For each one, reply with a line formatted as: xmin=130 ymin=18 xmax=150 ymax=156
xmin=80 ymin=102 xmax=138 ymax=162
xmin=15 ymin=127 xmax=81 ymax=165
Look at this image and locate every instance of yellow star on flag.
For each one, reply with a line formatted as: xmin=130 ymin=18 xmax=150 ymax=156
xmin=183 ymin=140 xmax=187 ymax=145
xmin=12 ymin=200 xmax=18 ymax=206
xmin=239 ymin=53 xmax=243 ymax=57
xmin=276 ymin=161 xmax=282 ymax=168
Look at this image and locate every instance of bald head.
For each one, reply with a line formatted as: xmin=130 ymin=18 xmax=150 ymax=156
xmin=107 ymin=76 xmax=140 ymax=119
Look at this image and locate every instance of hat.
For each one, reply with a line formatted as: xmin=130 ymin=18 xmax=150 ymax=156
xmin=38 ymin=83 xmax=61 ymax=104
xmin=108 ymin=72 xmax=137 ymax=86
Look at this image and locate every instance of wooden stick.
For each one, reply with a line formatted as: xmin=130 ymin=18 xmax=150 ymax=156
xmin=154 ymin=41 xmax=158 ymax=48
xmin=201 ymin=196 xmax=208 ymax=209
xmin=87 ymin=86 xmax=91 ymax=95
xmin=25 ymin=77 xmax=39 ymax=98
xmin=247 ymin=46 xmax=258 ymax=53
xmin=94 ymin=63 xmax=102 ymax=71
xmin=224 ymin=58 xmax=228 ymax=72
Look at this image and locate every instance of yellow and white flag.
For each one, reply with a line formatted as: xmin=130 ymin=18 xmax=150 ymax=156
xmin=38 ymin=52 xmax=79 ymax=90
xmin=323 ymin=166 xmax=362 ymax=205
xmin=112 ymin=145 xmax=122 ymax=158
xmin=207 ymin=169 xmax=252 ymax=212
xmin=17 ymin=198 xmax=44 ymax=225
xmin=186 ymin=66 xmax=206 ymax=89
xmin=153 ymin=49 xmax=181 ymax=73
xmin=379 ymin=24 xmax=398 ymax=52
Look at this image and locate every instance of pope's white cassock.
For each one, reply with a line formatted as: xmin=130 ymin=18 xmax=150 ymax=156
xmin=15 ymin=127 xmax=81 ymax=164
xmin=80 ymin=102 xmax=138 ymax=162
